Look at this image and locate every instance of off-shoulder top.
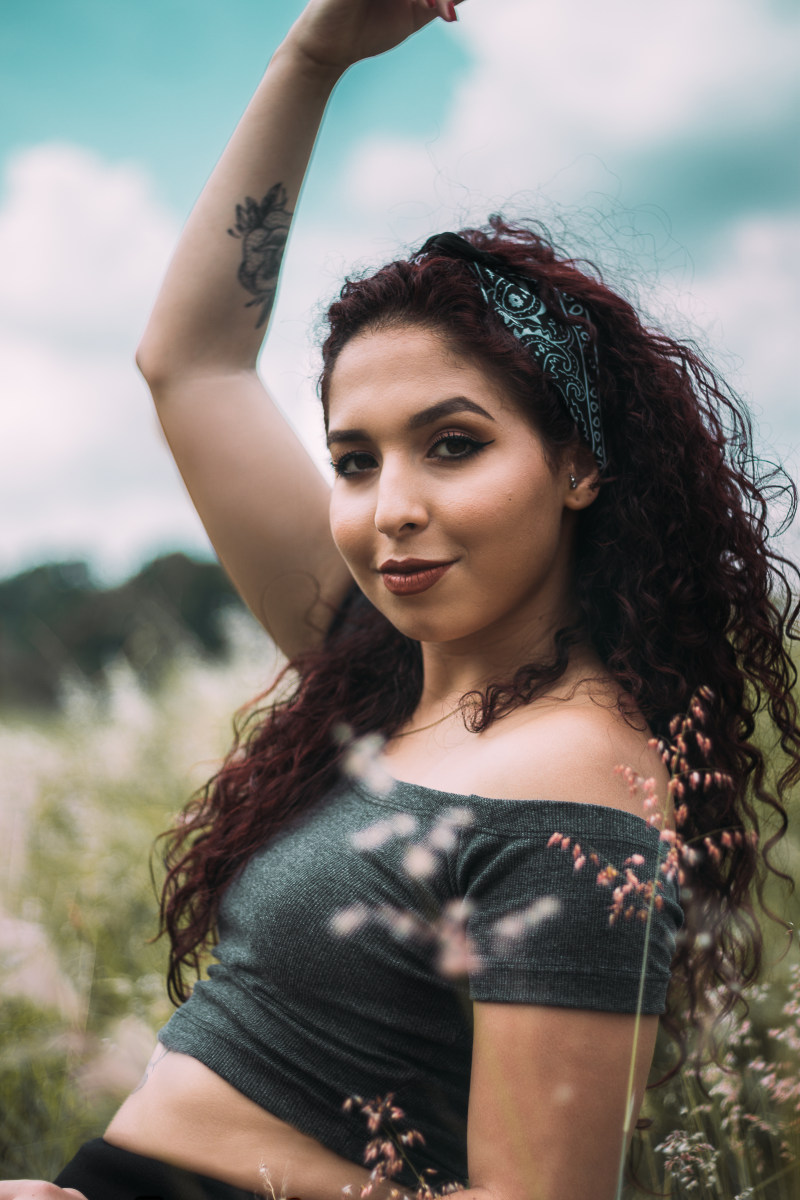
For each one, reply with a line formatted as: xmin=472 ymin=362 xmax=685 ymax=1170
xmin=158 ymin=775 xmax=682 ymax=1189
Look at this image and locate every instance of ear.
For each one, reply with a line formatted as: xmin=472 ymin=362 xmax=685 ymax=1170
xmin=563 ymin=446 xmax=600 ymax=511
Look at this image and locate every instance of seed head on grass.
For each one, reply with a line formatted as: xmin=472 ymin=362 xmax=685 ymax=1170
xmin=342 ymin=1093 xmax=464 ymax=1199
xmin=333 ymin=806 xmax=481 ymax=978
xmin=656 ymin=1128 xmax=721 ymax=1192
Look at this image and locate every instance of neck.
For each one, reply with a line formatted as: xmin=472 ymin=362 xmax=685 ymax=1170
xmin=414 ymin=610 xmax=589 ymax=723
xmin=406 ymin=521 xmax=586 ymax=728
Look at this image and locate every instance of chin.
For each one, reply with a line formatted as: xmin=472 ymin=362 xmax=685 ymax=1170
xmin=376 ymin=603 xmax=484 ymax=646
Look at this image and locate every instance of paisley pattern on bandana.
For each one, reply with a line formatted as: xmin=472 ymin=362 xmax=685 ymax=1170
xmin=470 ymin=261 xmax=607 ymax=470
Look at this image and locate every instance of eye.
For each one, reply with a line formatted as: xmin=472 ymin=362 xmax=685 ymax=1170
xmin=428 ymin=431 xmax=493 ymax=460
xmin=331 ymin=451 xmax=377 ymax=478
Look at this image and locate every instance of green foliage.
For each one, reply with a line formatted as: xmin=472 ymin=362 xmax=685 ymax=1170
xmin=26 ymin=781 xmax=171 ymax=1030
xmin=0 ymin=553 xmax=245 ymax=711
xmin=0 ymin=997 xmax=117 ymax=1182
xmin=0 ymin=624 xmax=271 ymax=1178
xmin=0 ymin=622 xmax=798 ymax=1193
xmin=628 ymin=974 xmax=800 ymax=1198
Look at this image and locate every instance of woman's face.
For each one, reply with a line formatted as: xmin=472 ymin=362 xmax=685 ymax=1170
xmin=326 ymin=324 xmax=582 ymax=650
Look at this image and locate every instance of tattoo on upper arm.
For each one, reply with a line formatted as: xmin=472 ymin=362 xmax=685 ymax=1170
xmin=131 ymin=1044 xmax=169 ymax=1093
xmin=227 ymin=183 xmax=293 ymax=328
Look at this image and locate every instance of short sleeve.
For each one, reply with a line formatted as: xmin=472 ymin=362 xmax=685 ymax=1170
xmin=458 ymin=803 xmax=683 ymax=1014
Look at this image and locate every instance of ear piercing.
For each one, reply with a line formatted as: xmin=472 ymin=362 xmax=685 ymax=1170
xmin=569 ymin=473 xmax=578 ymax=489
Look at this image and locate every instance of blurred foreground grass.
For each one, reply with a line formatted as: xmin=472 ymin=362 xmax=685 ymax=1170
xmin=0 ymin=611 xmax=276 ymax=1180
xmin=1 ymin=615 xmax=799 ymax=1195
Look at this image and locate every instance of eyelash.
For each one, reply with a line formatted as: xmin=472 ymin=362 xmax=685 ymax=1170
xmin=330 ymin=432 xmax=493 ymax=478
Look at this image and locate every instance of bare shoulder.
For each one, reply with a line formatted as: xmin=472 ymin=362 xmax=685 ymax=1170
xmin=467 ymin=679 xmax=668 ymax=818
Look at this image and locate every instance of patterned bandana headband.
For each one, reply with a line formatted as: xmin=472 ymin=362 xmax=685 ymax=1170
xmin=418 ymin=232 xmax=607 ymax=470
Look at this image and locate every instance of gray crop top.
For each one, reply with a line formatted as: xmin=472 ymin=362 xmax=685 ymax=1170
xmin=159 ymin=776 xmax=682 ymax=1189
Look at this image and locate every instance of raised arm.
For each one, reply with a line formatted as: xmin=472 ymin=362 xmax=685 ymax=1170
xmin=136 ymin=0 xmax=460 ymax=658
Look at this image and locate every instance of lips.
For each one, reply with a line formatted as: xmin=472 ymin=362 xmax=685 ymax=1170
xmin=378 ymin=558 xmax=455 ymax=596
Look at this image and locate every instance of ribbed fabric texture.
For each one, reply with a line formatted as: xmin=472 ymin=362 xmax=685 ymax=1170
xmin=159 ymin=778 xmax=682 ymax=1189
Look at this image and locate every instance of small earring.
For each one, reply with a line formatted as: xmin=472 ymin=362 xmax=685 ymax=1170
xmin=569 ymin=473 xmax=578 ymax=490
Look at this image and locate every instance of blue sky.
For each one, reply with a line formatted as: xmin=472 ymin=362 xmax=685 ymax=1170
xmin=0 ymin=1 xmax=471 ymax=219
xmin=2 ymin=0 xmax=799 ymax=580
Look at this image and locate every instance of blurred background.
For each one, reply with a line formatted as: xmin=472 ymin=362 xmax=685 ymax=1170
xmin=1 ymin=0 xmax=800 ymax=1191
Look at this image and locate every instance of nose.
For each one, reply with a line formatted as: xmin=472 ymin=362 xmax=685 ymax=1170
xmin=373 ymin=459 xmax=430 ymax=537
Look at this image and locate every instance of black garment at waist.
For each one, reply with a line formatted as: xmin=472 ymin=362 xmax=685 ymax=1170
xmin=54 ymin=1138 xmax=261 ymax=1200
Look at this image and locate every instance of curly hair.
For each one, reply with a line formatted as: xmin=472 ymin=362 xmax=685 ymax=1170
xmin=157 ymin=217 xmax=800 ymax=1083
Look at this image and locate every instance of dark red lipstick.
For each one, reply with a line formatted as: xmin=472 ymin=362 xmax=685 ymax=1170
xmin=378 ymin=558 xmax=455 ymax=596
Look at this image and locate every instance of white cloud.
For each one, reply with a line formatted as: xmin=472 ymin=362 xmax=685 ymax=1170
xmin=455 ymin=0 xmax=798 ymax=146
xmin=0 ymin=143 xmax=177 ymax=344
xmin=680 ymin=210 xmax=800 ymax=548
xmin=344 ymin=0 xmax=799 ymax=216
xmin=682 ymin=213 xmax=800 ymax=441
xmin=0 ymin=144 xmax=203 ymax=578
xmin=618 ymin=207 xmax=800 ymax=479
xmin=0 ymin=143 xmax=361 ymax=579
xmin=0 ymin=325 xmax=213 ymax=577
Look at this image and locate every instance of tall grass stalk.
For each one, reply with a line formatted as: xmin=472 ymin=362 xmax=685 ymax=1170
xmin=1 ymin=646 xmax=798 ymax=1194
xmin=615 ymin=884 xmax=657 ymax=1200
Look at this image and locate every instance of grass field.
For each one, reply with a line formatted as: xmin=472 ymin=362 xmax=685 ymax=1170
xmin=1 ymin=621 xmax=798 ymax=1196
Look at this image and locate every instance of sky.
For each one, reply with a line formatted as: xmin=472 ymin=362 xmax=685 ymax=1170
xmin=1 ymin=0 xmax=799 ymax=583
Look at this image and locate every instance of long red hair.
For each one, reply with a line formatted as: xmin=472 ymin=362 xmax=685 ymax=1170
xmin=157 ymin=218 xmax=800 ymax=1071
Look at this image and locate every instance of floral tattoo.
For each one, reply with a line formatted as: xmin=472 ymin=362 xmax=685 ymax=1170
xmin=227 ymin=183 xmax=293 ymax=328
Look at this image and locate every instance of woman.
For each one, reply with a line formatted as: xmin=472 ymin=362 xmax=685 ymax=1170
xmin=6 ymin=1 xmax=798 ymax=1198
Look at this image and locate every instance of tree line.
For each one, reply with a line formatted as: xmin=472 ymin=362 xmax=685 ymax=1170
xmin=0 ymin=554 xmax=248 ymax=711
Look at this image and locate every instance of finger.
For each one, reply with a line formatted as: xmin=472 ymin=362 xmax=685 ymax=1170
xmin=408 ymin=0 xmax=445 ymax=33
xmin=415 ymin=0 xmax=456 ymax=22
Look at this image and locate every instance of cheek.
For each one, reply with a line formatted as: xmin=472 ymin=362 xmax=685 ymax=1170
xmin=329 ymin=493 xmax=370 ymax=565
xmin=446 ymin=475 xmax=550 ymax=545
xmin=463 ymin=483 xmax=563 ymax=574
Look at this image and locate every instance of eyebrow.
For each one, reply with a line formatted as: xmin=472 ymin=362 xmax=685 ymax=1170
xmin=326 ymin=396 xmax=495 ymax=447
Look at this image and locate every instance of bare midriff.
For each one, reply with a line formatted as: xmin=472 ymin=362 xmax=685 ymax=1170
xmin=103 ymin=1044 xmax=386 ymax=1200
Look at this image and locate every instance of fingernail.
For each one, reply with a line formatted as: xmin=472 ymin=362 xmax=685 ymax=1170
xmin=448 ymin=2 xmax=458 ymax=21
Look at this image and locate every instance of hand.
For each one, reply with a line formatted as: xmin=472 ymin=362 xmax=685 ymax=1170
xmin=282 ymin=0 xmax=465 ymax=74
xmin=0 ymin=1185 xmax=87 ymax=1199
